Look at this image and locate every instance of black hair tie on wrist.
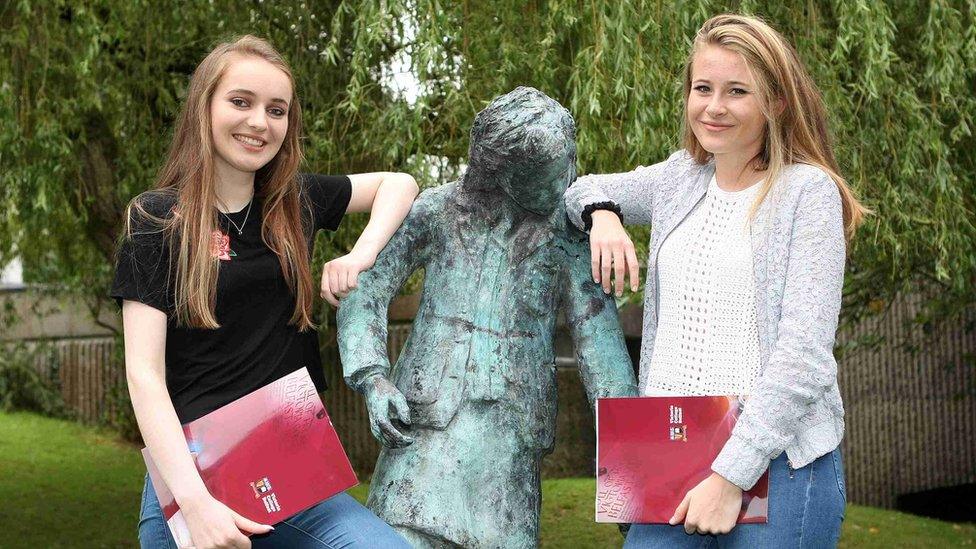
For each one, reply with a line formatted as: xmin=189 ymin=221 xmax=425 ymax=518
xmin=581 ymin=202 xmax=624 ymax=231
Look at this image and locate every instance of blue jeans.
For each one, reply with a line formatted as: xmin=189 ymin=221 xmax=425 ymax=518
xmin=138 ymin=474 xmax=411 ymax=548
xmin=624 ymin=448 xmax=847 ymax=549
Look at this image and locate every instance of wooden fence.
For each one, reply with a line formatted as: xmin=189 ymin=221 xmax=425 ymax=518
xmin=7 ymin=294 xmax=975 ymax=509
xmin=835 ymin=294 xmax=976 ymax=507
xmin=12 ymin=337 xmax=128 ymax=423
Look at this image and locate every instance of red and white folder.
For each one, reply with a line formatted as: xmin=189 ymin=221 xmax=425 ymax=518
xmin=142 ymin=368 xmax=358 ymax=547
xmin=596 ymin=396 xmax=769 ymax=524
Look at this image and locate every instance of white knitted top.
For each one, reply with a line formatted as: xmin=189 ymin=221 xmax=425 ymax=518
xmin=644 ymin=174 xmax=763 ymax=397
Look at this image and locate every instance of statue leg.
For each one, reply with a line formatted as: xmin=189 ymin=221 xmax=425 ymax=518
xmin=395 ymin=526 xmax=464 ymax=549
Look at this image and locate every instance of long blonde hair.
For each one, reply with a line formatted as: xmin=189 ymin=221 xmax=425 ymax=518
xmin=681 ymin=14 xmax=869 ymax=241
xmin=123 ymin=35 xmax=315 ymax=330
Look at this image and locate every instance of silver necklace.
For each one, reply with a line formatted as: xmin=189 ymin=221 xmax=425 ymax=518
xmin=219 ymin=198 xmax=253 ymax=235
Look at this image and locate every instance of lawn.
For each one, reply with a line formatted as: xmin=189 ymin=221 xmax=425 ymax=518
xmin=2 ymin=411 xmax=973 ymax=548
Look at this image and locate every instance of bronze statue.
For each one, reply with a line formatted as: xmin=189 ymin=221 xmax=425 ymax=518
xmin=338 ymin=86 xmax=637 ymax=548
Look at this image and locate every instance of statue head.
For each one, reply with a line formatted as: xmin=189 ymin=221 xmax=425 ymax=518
xmin=466 ymin=87 xmax=577 ymax=215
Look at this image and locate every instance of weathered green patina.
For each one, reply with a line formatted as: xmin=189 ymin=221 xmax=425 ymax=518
xmin=337 ymin=87 xmax=637 ymax=548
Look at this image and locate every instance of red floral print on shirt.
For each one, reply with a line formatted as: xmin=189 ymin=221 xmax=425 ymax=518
xmin=211 ymin=230 xmax=237 ymax=261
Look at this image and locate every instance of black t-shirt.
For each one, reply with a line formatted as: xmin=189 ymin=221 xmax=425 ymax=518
xmin=110 ymin=174 xmax=351 ymax=424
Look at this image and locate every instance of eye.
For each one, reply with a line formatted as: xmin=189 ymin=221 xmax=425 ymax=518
xmin=693 ymin=84 xmax=711 ymax=94
xmin=729 ymin=87 xmax=749 ymax=96
xmin=230 ymin=97 xmax=249 ymax=108
xmin=268 ymin=107 xmax=287 ymax=118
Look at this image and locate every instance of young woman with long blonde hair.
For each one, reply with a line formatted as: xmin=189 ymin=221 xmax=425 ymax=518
xmin=565 ymin=14 xmax=868 ymax=547
xmin=111 ymin=36 xmax=414 ymax=548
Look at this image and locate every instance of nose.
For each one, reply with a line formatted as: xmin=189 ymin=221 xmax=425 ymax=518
xmin=246 ymin=110 xmax=268 ymax=132
xmin=706 ymin=94 xmax=727 ymax=118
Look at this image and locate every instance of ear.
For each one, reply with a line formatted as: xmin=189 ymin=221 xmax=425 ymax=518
xmin=774 ymin=97 xmax=786 ymax=116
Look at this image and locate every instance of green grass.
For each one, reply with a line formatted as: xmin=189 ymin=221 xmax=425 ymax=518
xmin=2 ymin=411 xmax=973 ymax=548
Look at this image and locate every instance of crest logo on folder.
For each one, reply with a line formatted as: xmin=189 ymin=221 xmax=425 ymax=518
xmin=250 ymin=477 xmax=273 ymax=497
xmin=251 ymin=477 xmax=282 ymax=513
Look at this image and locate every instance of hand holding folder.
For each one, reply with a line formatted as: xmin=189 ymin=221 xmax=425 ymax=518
xmin=142 ymin=368 xmax=358 ymax=547
xmin=595 ymin=396 xmax=769 ymax=525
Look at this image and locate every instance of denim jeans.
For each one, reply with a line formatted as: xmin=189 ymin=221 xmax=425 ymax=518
xmin=624 ymin=448 xmax=847 ymax=549
xmin=138 ymin=474 xmax=411 ymax=548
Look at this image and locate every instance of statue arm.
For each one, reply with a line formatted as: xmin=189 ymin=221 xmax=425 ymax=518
xmin=336 ymin=192 xmax=435 ymax=393
xmin=562 ymin=241 xmax=638 ymax=404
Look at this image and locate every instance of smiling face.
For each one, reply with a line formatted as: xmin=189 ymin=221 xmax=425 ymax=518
xmin=209 ymin=55 xmax=293 ymax=178
xmin=686 ymin=45 xmax=768 ymax=167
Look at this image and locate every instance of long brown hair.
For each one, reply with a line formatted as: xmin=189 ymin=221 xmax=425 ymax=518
xmin=124 ymin=35 xmax=315 ymax=330
xmin=681 ymin=14 xmax=869 ymax=241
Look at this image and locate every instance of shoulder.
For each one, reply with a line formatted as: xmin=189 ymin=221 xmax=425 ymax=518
xmin=299 ymin=172 xmax=350 ymax=189
xmin=299 ymin=173 xmax=351 ymax=202
xmin=124 ymin=189 xmax=177 ymax=241
xmin=627 ymin=149 xmax=709 ymax=192
xmin=299 ymin=173 xmax=353 ymax=230
xmin=777 ymin=163 xmax=841 ymax=207
xmin=414 ymin=182 xmax=453 ymax=211
xmin=655 ymin=148 xmax=708 ymax=182
xmin=128 ymin=189 xmax=177 ymax=219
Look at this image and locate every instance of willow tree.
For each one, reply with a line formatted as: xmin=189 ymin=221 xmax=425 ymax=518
xmin=2 ymin=0 xmax=974 ymax=332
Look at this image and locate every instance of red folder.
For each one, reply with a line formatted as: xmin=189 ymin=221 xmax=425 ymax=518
xmin=595 ymin=396 xmax=768 ymax=524
xmin=142 ymin=368 xmax=358 ymax=547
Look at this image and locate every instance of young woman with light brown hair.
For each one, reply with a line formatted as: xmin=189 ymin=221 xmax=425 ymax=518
xmin=565 ymin=14 xmax=868 ymax=547
xmin=112 ymin=35 xmax=413 ymax=548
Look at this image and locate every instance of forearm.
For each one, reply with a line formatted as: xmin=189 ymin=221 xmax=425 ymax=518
xmin=127 ymin=367 xmax=208 ymax=505
xmin=566 ymin=268 xmax=638 ymax=400
xmin=351 ymin=173 xmax=419 ymax=259
xmin=336 ymin=281 xmax=396 ymax=390
xmin=564 ymin=154 xmax=680 ymax=229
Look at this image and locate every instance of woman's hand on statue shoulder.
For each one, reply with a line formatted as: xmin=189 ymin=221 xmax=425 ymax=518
xmin=589 ymin=210 xmax=640 ymax=297
xmin=320 ymin=249 xmax=376 ymax=307
xmin=669 ymin=472 xmax=743 ymax=535
xmin=180 ymin=492 xmax=273 ymax=548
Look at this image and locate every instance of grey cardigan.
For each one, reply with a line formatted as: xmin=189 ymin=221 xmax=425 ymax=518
xmin=564 ymin=150 xmax=846 ymax=490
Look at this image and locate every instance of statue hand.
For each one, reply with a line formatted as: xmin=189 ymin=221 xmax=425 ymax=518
xmin=363 ymin=375 xmax=414 ymax=448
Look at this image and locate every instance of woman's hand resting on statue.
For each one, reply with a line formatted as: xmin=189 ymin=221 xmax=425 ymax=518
xmin=363 ymin=375 xmax=414 ymax=448
xmin=320 ymin=250 xmax=376 ymax=307
xmin=589 ymin=210 xmax=640 ymax=297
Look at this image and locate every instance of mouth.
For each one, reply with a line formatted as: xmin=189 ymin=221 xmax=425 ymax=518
xmin=699 ymin=121 xmax=733 ymax=132
xmin=233 ymin=134 xmax=267 ymax=150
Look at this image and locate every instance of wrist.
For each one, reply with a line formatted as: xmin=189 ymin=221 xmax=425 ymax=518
xmin=710 ymin=471 xmax=741 ymax=492
xmin=582 ymin=201 xmax=623 ymax=231
xmin=173 ymin=485 xmax=212 ymax=510
xmin=349 ymin=241 xmax=381 ymax=262
xmin=591 ymin=210 xmax=622 ymax=223
xmin=353 ymin=370 xmax=385 ymax=394
xmin=346 ymin=249 xmax=379 ymax=270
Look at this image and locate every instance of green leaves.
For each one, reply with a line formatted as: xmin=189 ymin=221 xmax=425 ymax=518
xmin=1 ymin=0 xmax=974 ymax=328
